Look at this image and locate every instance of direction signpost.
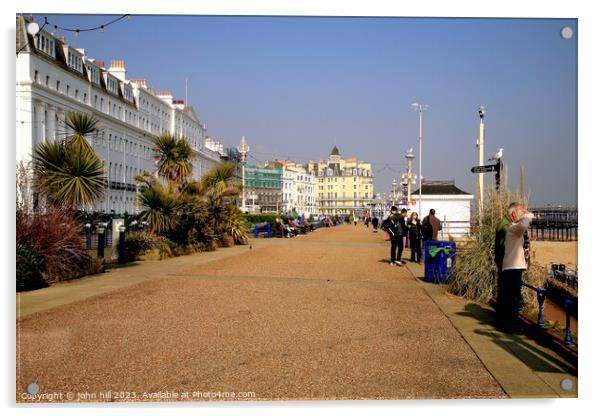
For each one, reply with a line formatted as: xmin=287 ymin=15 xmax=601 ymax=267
xmin=470 ymin=165 xmax=496 ymax=174
xmin=471 ymin=160 xmax=502 ymax=190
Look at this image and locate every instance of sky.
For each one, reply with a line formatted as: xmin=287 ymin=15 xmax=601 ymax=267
xmin=28 ymin=14 xmax=577 ymax=206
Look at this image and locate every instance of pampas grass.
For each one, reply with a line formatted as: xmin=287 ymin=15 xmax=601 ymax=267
xmin=449 ymin=187 xmax=544 ymax=311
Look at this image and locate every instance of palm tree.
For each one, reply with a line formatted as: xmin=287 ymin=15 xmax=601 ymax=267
xmin=137 ymin=178 xmax=180 ymax=233
xmin=153 ymin=134 xmax=193 ymax=183
xmin=32 ymin=112 xmax=105 ymax=210
xmin=64 ymin=112 xmax=99 ymax=150
xmin=199 ymin=162 xmax=241 ymax=200
xmin=199 ymin=162 xmax=246 ymax=241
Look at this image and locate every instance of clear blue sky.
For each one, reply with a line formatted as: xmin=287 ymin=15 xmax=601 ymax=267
xmin=29 ymin=14 xmax=577 ymax=206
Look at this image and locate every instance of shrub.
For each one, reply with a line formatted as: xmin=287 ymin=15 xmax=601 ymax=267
xmin=16 ymin=207 xmax=95 ymax=284
xmin=219 ymin=234 xmax=235 ymax=248
xmin=16 ymin=244 xmax=47 ymax=291
xmin=242 ymin=214 xmax=278 ymax=225
xmin=448 ymin=188 xmax=543 ymax=311
xmin=125 ymin=231 xmax=177 ymax=261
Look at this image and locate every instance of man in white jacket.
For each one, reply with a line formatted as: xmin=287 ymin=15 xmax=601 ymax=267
xmin=494 ymin=202 xmax=535 ymax=331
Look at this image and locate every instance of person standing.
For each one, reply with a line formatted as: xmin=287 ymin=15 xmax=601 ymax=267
xmin=371 ymin=216 xmax=379 ymax=233
xmin=407 ymin=212 xmax=423 ymax=263
xmin=494 ymin=202 xmax=535 ymax=332
xmin=422 ymin=209 xmax=442 ymax=241
xmin=382 ymin=206 xmax=408 ymax=266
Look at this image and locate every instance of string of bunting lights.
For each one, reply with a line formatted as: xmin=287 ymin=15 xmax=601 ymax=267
xmin=47 ymin=14 xmax=132 ymax=36
xmin=17 ymin=14 xmax=132 ymax=56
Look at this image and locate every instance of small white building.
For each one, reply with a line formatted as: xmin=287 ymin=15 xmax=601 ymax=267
xmin=411 ymin=180 xmax=474 ymax=238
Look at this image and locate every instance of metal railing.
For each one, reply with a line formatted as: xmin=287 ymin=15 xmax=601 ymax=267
xmin=521 ymin=282 xmax=575 ymax=346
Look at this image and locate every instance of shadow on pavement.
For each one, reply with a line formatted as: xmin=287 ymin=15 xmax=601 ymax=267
xmin=457 ymin=303 xmax=577 ymax=376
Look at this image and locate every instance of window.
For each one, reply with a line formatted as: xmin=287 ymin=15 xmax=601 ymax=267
xmin=34 ymin=70 xmax=39 ymax=82
xmin=56 ymin=80 xmax=60 ymax=91
xmin=45 ymin=75 xmax=49 ymax=87
xmin=36 ymin=33 xmax=55 ymax=57
xmin=66 ymin=85 xmax=70 ymax=96
xmin=75 ymin=89 xmax=79 ymax=100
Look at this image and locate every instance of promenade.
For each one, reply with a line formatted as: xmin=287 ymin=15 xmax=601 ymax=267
xmin=16 ymin=225 xmax=576 ymax=402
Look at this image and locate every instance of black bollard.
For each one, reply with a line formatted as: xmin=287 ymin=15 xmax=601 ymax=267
xmin=85 ymin=224 xmax=92 ymax=249
xmin=564 ymin=298 xmax=574 ymax=346
xmin=118 ymin=228 xmax=126 ymax=264
xmin=97 ymin=229 xmax=106 ymax=259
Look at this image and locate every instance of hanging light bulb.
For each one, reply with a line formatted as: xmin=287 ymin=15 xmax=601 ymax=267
xmin=99 ymin=25 xmax=104 ymax=33
xmin=127 ymin=14 xmax=132 ymax=20
xmin=75 ymin=29 xmax=80 ymax=37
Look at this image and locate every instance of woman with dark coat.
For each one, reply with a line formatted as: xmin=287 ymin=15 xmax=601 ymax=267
xmin=407 ymin=212 xmax=423 ymax=263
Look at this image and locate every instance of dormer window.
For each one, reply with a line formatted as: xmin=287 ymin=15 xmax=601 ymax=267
xmin=36 ymin=33 xmax=55 ymax=58
xmin=123 ymin=83 xmax=133 ymax=102
xmin=107 ymin=76 xmax=119 ymax=95
xmin=67 ymin=50 xmax=83 ymax=73
xmin=87 ymin=63 xmax=100 ymax=85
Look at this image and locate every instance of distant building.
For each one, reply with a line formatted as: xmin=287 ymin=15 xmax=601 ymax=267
xmin=15 ymin=15 xmax=225 ymax=215
xmin=308 ymin=146 xmax=374 ymax=216
xmin=244 ymin=165 xmax=283 ymax=214
xmin=411 ymin=180 xmax=474 ymax=237
xmin=264 ymin=160 xmax=317 ymax=217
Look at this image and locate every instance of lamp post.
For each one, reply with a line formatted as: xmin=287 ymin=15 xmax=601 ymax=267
xmin=411 ymin=103 xmax=428 ymax=218
xmin=237 ymin=136 xmax=250 ymax=213
xmin=403 ymin=148 xmax=416 ymax=209
xmin=391 ymin=179 xmax=397 ymax=206
xmin=477 ymin=106 xmax=486 ymax=220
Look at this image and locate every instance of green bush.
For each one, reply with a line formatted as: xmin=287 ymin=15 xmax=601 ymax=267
xmin=242 ymin=214 xmax=279 ymax=225
xmin=125 ymin=231 xmax=177 ymax=261
xmin=16 ymin=244 xmax=48 ymax=291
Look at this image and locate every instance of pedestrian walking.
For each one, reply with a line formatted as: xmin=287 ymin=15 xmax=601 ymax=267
xmin=352 ymin=214 xmax=358 ymax=226
xmin=422 ymin=209 xmax=442 ymax=241
xmin=407 ymin=212 xmax=423 ymax=263
xmin=371 ymin=216 xmax=379 ymax=233
xmin=364 ymin=211 xmax=370 ymax=228
xmin=382 ymin=206 xmax=408 ymax=266
xmin=494 ymin=202 xmax=535 ymax=332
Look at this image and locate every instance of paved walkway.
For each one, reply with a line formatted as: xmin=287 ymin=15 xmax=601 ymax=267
xmin=16 ymin=225 xmax=576 ymax=402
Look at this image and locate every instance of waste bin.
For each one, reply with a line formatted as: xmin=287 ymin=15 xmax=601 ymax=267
xmin=423 ymin=240 xmax=456 ymax=284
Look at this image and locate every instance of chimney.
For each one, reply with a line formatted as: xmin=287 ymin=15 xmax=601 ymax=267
xmin=56 ymin=36 xmax=66 ymax=44
xmin=156 ymin=91 xmax=173 ymax=105
xmin=26 ymin=15 xmax=34 ymax=23
xmin=130 ymin=79 xmax=147 ymax=89
xmin=108 ymin=59 xmax=126 ymax=81
xmin=172 ymin=99 xmax=185 ymax=110
xmin=97 ymin=60 xmax=105 ymax=70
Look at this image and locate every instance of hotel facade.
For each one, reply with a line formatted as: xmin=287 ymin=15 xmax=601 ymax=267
xmin=308 ymin=146 xmax=374 ymax=216
xmin=15 ymin=16 xmax=225 ymax=215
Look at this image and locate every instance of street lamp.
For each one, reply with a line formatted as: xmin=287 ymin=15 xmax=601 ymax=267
xmin=411 ymin=102 xmax=428 ymax=218
xmin=402 ymin=147 xmax=416 ymax=209
xmin=477 ymin=106 xmax=486 ymax=220
xmin=237 ymin=136 xmax=250 ymax=212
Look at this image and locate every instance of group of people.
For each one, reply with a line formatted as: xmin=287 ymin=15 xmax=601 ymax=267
xmin=273 ymin=217 xmax=314 ymax=238
xmin=379 ymin=206 xmax=443 ymax=266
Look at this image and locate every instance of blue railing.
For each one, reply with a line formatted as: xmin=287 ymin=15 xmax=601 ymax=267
xmin=521 ymin=282 xmax=575 ymax=346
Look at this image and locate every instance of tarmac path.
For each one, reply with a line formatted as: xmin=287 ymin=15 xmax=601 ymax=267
xmin=17 ymin=225 xmax=507 ymax=402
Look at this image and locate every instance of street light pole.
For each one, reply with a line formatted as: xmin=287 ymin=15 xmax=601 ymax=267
xmin=411 ymin=103 xmax=428 ymax=218
xmin=478 ymin=106 xmax=486 ymax=220
xmin=237 ymin=136 xmax=249 ymax=212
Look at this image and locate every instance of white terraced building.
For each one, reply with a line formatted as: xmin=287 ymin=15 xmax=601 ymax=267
xmin=15 ymin=15 xmax=225 ymax=214
xmin=264 ymin=160 xmax=317 ymax=217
